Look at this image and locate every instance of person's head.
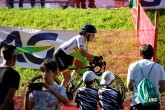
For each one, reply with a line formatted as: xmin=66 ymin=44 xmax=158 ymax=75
xmin=0 ymin=45 xmax=17 ymax=66
xmin=79 ymin=24 xmax=97 ymax=42
xmin=100 ymin=71 xmax=115 ymax=85
xmin=40 ymin=59 xmax=58 ymax=84
xmin=83 ymin=71 xmax=98 ymax=86
xmin=140 ymin=44 xmax=154 ymax=59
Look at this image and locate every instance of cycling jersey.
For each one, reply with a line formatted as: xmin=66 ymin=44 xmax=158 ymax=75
xmin=53 ymin=35 xmax=86 ymax=73
xmin=59 ymin=35 xmax=86 ymax=54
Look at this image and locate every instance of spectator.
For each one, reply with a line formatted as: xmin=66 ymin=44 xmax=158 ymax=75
xmin=75 ymin=0 xmax=80 ymax=8
xmin=31 ymin=0 xmax=45 ymax=8
xmin=24 ymin=59 xmax=70 ymax=110
xmin=53 ymin=24 xmax=102 ymax=89
xmin=76 ymin=0 xmax=96 ymax=8
xmin=88 ymin=0 xmax=96 ymax=8
xmin=127 ymin=44 xmax=165 ymax=110
xmin=0 ymin=45 xmax=20 ymax=110
xmin=62 ymin=0 xmax=76 ymax=9
xmin=98 ymin=71 xmax=124 ymax=110
xmin=6 ymin=0 xmax=23 ymax=8
xmin=19 ymin=0 xmax=23 ymax=8
xmin=6 ymin=0 xmax=14 ymax=8
xmin=75 ymin=71 xmax=99 ymax=110
xmin=79 ymin=0 xmax=86 ymax=8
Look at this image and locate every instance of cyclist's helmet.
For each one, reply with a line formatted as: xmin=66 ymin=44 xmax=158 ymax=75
xmin=80 ymin=24 xmax=97 ymax=35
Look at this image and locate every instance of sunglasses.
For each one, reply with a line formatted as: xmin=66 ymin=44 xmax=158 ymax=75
xmin=89 ymin=33 xmax=95 ymax=36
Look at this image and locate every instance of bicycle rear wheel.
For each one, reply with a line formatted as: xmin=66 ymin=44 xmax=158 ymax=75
xmin=113 ymin=74 xmax=126 ymax=101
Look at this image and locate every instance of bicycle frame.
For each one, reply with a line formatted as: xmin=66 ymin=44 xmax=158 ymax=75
xmin=66 ymin=65 xmax=101 ymax=100
xmin=67 ymin=65 xmax=126 ymax=101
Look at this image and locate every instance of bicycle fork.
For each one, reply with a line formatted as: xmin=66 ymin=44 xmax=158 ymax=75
xmin=71 ymin=78 xmax=83 ymax=94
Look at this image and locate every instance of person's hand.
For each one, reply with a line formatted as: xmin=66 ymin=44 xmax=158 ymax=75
xmin=25 ymin=84 xmax=33 ymax=95
xmin=42 ymin=82 xmax=49 ymax=88
xmin=92 ymin=56 xmax=103 ymax=66
xmin=94 ymin=56 xmax=103 ymax=62
xmin=67 ymin=100 xmax=77 ymax=107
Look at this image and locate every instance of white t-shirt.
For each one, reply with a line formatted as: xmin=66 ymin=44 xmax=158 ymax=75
xmin=59 ymin=35 xmax=86 ymax=54
xmin=127 ymin=59 xmax=165 ymax=106
xmin=29 ymin=84 xmax=67 ymax=110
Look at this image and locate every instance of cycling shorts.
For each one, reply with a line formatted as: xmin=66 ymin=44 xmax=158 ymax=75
xmin=53 ymin=49 xmax=76 ymax=73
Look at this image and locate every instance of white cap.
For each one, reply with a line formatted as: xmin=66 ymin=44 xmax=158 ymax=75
xmin=100 ymin=71 xmax=115 ymax=85
xmin=83 ymin=71 xmax=98 ymax=82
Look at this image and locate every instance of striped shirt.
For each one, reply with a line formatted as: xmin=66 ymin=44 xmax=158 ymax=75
xmin=76 ymin=85 xmax=99 ymax=110
xmin=98 ymin=86 xmax=123 ymax=110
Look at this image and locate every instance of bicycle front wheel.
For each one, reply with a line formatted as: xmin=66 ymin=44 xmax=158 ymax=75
xmin=28 ymin=74 xmax=61 ymax=84
xmin=22 ymin=74 xmax=61 ymax=96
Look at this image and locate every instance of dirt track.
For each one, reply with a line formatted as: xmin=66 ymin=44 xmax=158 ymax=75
xmin=14 ymin=30 xmax=165 ymax=109
xmin=14 ymin=96 xmax=165 ymax=110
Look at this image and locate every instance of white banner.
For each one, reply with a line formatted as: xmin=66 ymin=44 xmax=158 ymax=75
xmin=0 ymin=26 xmax=79 ymax=69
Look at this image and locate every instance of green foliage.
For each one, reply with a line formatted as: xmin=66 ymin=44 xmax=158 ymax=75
xmin=0 ymin=8 xmax=134 ymax=30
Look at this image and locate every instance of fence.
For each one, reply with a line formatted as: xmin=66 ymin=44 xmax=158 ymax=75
xmin=130 ymin=0 xmax=159 ymax=61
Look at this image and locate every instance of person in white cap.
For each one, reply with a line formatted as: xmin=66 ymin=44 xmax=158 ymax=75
xmin=75 ymin=71 xmax=99 ymax=110
xmin=98 ymin=71 xmax=124 ymax=110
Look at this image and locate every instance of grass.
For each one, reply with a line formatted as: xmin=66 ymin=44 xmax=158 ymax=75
xmin=0 ymin=8 xmax=134 ymax=30
xmin=0 ymin=7 xmax=165 ymax=96
xmin=146 ymin=9 xmax=165 ymax=65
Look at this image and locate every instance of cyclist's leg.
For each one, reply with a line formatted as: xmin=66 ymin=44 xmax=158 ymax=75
xmin=70 ymin=58 xmax=84 ymax=81
xmin=61 ymin=70 xmax=71 ymax=88
xmin=53 ymin=49 xmax=71 ymax=88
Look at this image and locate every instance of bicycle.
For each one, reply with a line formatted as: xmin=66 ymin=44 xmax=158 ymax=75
xmin=24 ymin=58 xmax=126 ymax=101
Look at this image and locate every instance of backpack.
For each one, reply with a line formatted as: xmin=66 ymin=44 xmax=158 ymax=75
xmin=137 ymin=63 xmax=160 ymax=106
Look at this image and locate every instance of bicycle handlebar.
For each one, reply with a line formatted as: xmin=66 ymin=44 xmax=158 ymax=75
xmin=69 ymin=56 xmax=106 ymax=76
xmin=89 ymin=60 xmax=106 ymax=75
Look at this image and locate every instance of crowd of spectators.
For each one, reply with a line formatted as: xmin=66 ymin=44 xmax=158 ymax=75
xmin=5 ymin=0 xmax=96 ymax=8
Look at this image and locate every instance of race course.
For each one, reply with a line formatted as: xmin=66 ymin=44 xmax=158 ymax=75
xmin=14 ymin=96 xmax=165 ymax=110
xmin=13 ymin=30 xmax=165 ymax=109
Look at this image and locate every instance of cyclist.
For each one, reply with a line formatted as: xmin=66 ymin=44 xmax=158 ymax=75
xmin=53 ymin=24 xmax=102 ymax=89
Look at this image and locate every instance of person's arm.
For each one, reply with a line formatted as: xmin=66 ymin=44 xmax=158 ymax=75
xmin=127 ymin=79 xmax=134 ymax=91
xmin=159 ymin=66 xmax=165 ymax=94
xmin=159 ymin=80 xmax=165 ymax=93
xmin=120 ymin=103 xmax=124 ymax=110
xmin=49 ymin=88 xmax=70 ymax=105
xmin=0 ymin=88 xmax=16 ymax=110
xmin=127 ymin=64 xmax=135 ymax=92
xmin=117 ymin=90 xmax=124 ymax=110
xmin=79 ymin=48 xmax=95 ymax=62
xmin=24 ymin=87 xmax=33 ymax=110
xmin=43 ymin=83 xmax=70 ymax=105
